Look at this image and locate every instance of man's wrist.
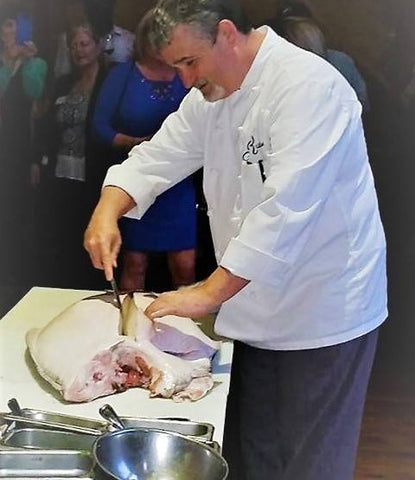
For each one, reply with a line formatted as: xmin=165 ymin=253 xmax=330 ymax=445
xmin=198 ymin=266 xmax=250 ymax=308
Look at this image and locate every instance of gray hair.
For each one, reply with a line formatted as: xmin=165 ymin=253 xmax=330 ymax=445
xmin=149 ymin=0 xmax=252 ymax=51
xmin=280 ymin=17 xmax=327 ymax=58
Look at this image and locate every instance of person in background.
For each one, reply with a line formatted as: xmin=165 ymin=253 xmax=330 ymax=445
xmin=0 ymin=3 xmax=47 ymax=282
xmin=36 ymin=23 xmax=108 ymax=288
xmin=82 ymin=0 xmax=134 ymax=64
xmin=275 ymin=15 xmax=370 ymax=112
xmin=269 ymin=1 xmax=369 ymax=112
xmin=92 ymin=9 xmax=196 ymax=292
xmin=84 ymin=1 xmax=387 ymax=478
xmin=270 ymin=0 xmax=313 ymax=32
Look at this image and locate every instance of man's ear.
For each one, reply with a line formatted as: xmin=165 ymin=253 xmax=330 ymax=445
xmin=216 ymin=19 xmax=238 ymax=47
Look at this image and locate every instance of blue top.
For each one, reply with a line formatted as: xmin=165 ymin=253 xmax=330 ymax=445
xmin=93 ymin=60 xmax=188 ymax=147
xmin=92 ymin=60 xmax=196 ymax=252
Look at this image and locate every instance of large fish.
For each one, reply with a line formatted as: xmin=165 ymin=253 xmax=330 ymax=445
xmin=26 ymin=292 xmax=220 ymax=403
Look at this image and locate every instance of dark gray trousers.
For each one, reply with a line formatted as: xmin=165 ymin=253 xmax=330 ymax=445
xmin=222 ymin=329 xmax=379 ymax=480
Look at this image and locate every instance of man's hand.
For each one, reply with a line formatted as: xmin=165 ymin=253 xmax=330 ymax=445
xmin=84 ymin=214 xmax=121 ymax=281
xmin=144 ymin=266 xmax=250 ymax=319
xmin=83 ymin=186 xmax=136 ymax=281
xmin=145 ymin=285 xmax=218 ymax=319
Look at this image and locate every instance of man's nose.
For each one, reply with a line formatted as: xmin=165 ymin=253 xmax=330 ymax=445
xmin=179 ymin=68 xmax=196 ymax=89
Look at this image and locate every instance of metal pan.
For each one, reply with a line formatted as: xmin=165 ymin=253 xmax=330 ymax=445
xmin=0 ymin=449 xmax=93 ymax=478
xmin=114 ymin=416 xmax=215 ymax=441
xmin=0 ymin=409 xmax=108 ymax=436
xmin=99 ymin=403 xmax=214 ymax=442
xmin=1 ymin=428 xmax=98 ymax=451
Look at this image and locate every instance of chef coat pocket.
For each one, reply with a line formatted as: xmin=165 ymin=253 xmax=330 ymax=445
xmin=240 ymin=161 xmax=265 ymax=215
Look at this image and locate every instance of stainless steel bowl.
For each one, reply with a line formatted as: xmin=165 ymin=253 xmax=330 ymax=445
xmin=93 ymin=428 xmax=228 ymax=480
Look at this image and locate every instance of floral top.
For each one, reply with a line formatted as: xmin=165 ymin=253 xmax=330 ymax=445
xmin=55 ymin=90 xmax=90 ymax=181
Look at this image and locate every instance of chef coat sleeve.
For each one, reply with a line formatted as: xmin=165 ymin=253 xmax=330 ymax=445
xmin=220 ymin=78 xmax=363 ymax=286
xmin=103 ymin=89 xmax=205 ymax=219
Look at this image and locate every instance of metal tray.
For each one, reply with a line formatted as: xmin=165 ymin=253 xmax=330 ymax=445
xmin=1 ymin=429 xmax=97 ymax=451
xmin=0 ymin=449 xmax=93 ymax=478
xmin=114 ymin=417 xmax=214 ymax=442
xmin=0 ymin=410 xmax=107 ymax=436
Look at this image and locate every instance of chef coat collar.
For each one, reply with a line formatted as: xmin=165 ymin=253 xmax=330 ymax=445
xmin=227 ymin=26 xmax=281 ymax=101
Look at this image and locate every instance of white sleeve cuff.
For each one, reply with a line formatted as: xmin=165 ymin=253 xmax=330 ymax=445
xmin=220 ymin=237 xmax=290 ymax=287
xmin=103 ymin=163 xmax=157 ymax=219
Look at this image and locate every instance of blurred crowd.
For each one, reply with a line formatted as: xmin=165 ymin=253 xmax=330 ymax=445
xmin=0 ymin=0 xmax=215 ymax=296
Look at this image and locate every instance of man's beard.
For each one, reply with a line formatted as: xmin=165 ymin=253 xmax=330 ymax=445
xmin=197 ymin=80 xmax=227 ymax=102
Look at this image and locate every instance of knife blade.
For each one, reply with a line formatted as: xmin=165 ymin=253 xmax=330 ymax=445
xmin=110 ymin=278 xmax=125 ymax=335
xmin=110 ymin=278 xmax=122 ymax=311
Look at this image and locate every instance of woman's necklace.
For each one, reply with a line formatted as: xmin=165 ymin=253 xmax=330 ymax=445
xmin=140 ymin=76 xmax=175 ymax=101
xmin=136 ymin=62 xmax=176 ymax=101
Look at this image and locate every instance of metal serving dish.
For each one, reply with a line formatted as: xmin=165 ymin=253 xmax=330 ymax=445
xmin=0 ymin=449 xmax=93 ymax=478
xmin=114 ymin=416 xmax=214 ymax=442
xmin=93 ymin=428 xmax=228 ymax=480
xmin=1 ymin=428 xmax=98 ymax=451
xmin=0 ymin=409 xmax=108 ymax=435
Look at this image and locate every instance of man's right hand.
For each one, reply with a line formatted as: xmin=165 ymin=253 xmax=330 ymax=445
xmin=83 ymin=186 xmax=136 ymax=281
xmin=84 ymin=213 xmax=121 ymax=281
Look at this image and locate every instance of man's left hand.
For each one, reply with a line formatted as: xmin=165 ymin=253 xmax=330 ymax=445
xmin=144 ymin=285 xmax=218 ymax=320
xmin=144 ymin=266 xmax=250 ymax=320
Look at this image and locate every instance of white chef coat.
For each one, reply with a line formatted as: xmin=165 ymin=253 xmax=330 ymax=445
xmin=104 ymin=27 xmax=387 ymax=350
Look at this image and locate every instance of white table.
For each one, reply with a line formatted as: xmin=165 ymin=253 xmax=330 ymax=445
xmin=0 ymin=287 xmax=233 ymax=443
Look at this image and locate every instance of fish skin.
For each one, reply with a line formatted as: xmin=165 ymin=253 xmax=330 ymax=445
xmin=26 ymin=293 xmax=220 ymax=402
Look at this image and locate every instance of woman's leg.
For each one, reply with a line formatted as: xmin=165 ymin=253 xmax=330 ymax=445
xmin=167 ymin=249 xmax=196 ymax=288
xmin=119 ymin=250 xmax=148 ymax=291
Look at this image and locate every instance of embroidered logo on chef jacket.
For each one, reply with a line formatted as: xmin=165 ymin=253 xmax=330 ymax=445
xmin=242 ymin=135 xmax=266 ymax=182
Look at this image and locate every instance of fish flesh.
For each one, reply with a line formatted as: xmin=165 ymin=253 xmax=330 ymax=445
xmin=124 ymin=293 xmax=221 ymax=360
xmin=26 ymin=293 xmax=220 ymax=403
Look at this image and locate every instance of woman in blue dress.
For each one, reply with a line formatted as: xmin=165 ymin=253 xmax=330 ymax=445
xmin=92 ymin=9 xmax=196 ymax=291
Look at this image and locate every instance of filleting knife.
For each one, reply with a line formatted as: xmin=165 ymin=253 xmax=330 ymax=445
xmin=110 ymin=277 xmax=122 ymax=311
xmin=110 ymin=278 xmax=125 ymax=334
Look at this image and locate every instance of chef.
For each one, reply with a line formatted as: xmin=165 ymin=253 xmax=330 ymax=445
xmin=84 ymin=1 xmax=387 ymax=479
